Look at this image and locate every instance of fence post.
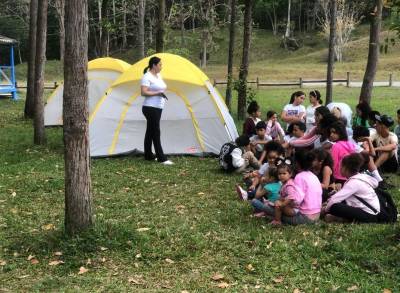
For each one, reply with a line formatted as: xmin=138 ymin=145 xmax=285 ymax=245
xmin=256 ymin=77 xmax=259 ymax=89
xmin=346 ymin=72 xmax=350 ymax=87
xmin=213 ymin=79 xmax=216 ymax=87
xmin=389 ymin=73 xmax=392 ymax=87
xmin=299 ymin=77 xmax=303 ymax=88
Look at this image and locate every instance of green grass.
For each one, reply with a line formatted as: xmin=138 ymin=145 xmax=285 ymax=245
xmin=1 ymin=87 xmax=400 ymax=291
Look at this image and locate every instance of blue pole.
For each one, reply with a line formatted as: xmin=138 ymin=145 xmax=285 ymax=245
xmin=10 ymin=44 xmax=18 ymax=100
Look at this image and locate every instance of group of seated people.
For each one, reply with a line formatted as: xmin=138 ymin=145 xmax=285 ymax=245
xmin=219 ymin=90 xmax=400 ymax=225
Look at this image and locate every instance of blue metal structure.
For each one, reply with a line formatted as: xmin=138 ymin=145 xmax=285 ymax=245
xmin=0 ymin=35 xmax=18 ymax=100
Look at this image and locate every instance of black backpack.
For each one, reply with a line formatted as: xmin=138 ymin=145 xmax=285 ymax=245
xmin=219 ymin=142 xmax=238 ymax=172
xmin=355 ymin=188 xmax=398 ymax=223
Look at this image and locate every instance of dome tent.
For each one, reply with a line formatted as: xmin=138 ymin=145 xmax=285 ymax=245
xmin=44 ymin=57 xmax=130 ymax=126
xmin=89 ymin=53 xmax=238 ymax=157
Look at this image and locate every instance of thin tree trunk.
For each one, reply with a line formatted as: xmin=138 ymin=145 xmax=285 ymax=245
xmin=122 ymin=0 xmax=127 ymax=49
xmin=360 ymin=0 xmax=383 ymax=105
xmin=225 ymin=0 xmax=236 ymax=111
xmin=180 ymin=0 xmax=185 ymax=46
xmin=98 ymin=0 xmax=102 ymax=55
xmin=100 ymin=0 xmax=109 ymax=56
xmin=33 ymin=0 xmax=47 ymax=145
xmin=298 ymin=0 xmax=302 ymax=33
xmin=25 ymin=0 xmax=38 ymax=119
xmin=156 ymin=0 xmax=165 ymax=52
xmin=201 ymin=31 xmax=208 ymax=68
xmin=138 ymin=0 xmax=145 ymax=58
xmin=64 ymin=0 xmax=93 ymax=235
xmin=54 ymin=0 xmax=65 ymax=63
xmin=285 ymin=0 xmax=291 ymax=38
xmin=237 ymin=0 xmax=253 ymax=120
xmin=326 ymin=0 xmax=336 ymax=105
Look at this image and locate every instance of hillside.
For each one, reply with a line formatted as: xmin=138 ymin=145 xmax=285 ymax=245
xmin=15 ymin=24 xmax=400 ymax=83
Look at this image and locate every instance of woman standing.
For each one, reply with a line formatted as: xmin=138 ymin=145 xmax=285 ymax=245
xmin=305 ymin=90 xmax=323 ymax=131
xmin=141 ymin=56 xmax=173 ymax=165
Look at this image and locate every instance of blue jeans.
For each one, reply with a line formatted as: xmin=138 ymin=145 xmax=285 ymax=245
xmin=251 ymin=198 xmax=317 ymax=225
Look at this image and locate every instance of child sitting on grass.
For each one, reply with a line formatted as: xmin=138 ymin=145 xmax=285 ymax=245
xmin=250 ymin=167 xmax=281 ymax=217
xmin=265 ymin=110 xmax=285 ymax=140
xmin=236 ymin=141 xmax=284 ymax=199
xmin=395 ymin=109 xmax=400 ymax=162
xmin=250 ymin=121 xmax=272 ymax=160
xmin=219 ymin=135 xmax=261 ymax=173
xmin=271 ymin=159 xmax=302 ymax=225
xmin=243 ymin=101 xmax=262 ymax=137
xmin=310 ymin=148 xmax=334 ymax=202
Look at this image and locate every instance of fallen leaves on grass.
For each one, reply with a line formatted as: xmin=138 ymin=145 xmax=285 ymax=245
xmin=347 ymin=285 xmax=358 ymax=291
xmin=30 ymin=258 xmax=39 ymax=265
xmin=41 ymin=223 xmax=55 ymax=231
xmin=246 ymin=264 xmax=255 ymax=272
xmin=211 ymin=273 xmax=224 ymax=281
xmin=53 ymin=251 xmax=63 ymax=256
xmin=128 ymin=277 xmax=144 ymax=285
xmin=273 ymin=276 xmax=284 ymax=283
xmin=217 ymin=282 xmax=230 ymax=288
xmin=165 ymin=258 xmax=175 ymax=264
xmin=78 ymin=266 xmax=89 ymax=275
xmin=99 ymin=246 xmax=108 ymax=251
xmin=383 ymin=289 xmax=392 ymax=293
xmin=49 ymin=260 xmax=64 ymax=266
xmin=136 ymin=227 xmax=151 ymax=232
xmin=0 ymin=260 xmax=6 ymax=266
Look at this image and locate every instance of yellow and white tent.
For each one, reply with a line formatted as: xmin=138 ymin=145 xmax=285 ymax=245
xmin=89 ymin=53 xmax=238 ymax=157
xmin=44 ymin=57 xmax=130 ymax=126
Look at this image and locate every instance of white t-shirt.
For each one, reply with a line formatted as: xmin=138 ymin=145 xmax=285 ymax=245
xmin=283 ymin=104 xmax=305 ymax=128
xmin=141 ymin=72 xmax=167 ymax=109
xmin=371 ymin=131 xmax=399 ymax=158
xmin=250 ymin=134 xmax=272 ymax=153
xmin=305 ymin=105 xmax=320 ymax=131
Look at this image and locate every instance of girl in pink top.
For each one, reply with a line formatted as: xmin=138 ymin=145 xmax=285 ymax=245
xmin=265 ymin=110 xmax=285 ymax=140
xmin=328 ymin=121 xmax=356 ymax=183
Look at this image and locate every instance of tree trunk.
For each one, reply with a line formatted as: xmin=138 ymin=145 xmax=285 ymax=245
xmin=285 ymin=0 xmax=291 ymax=38
xmin=180 ymin=0 xmax=185 ymax=46
xmin=98 ymin=0 xmax=102 ymax=55
xmin=100 ymin=0 xmax=109 ymax=56
xmin=156 ymin=0 xmax=165 ymax=52
xmin=64 ymin=0 xmax=93 ymax=235
xmin=138 ymin=0 xmax=145 ymax=58
xmin=54 ymin=0 xmax=65 ymax=63
xmin=25 ymin=0 xmax=38 ymax=119
xmin=201 ymin=30 xmax=208 ymax=68
xmin=121 ymin=0 xmax=127 ymax=49
xmin=33 ymin=0 xmax=47 ymax=145
xmin=237 ymin=0 xmax=253 ymax=120
xmin=298 ymin=0 xmax=302 ymax=33
xmin=360 ymin=0 xmax=383 ymax=105
xmin=225 ymin=0 xmax=236 ymax=111
xmin=326 ymin=0 xmax=336 ymax=105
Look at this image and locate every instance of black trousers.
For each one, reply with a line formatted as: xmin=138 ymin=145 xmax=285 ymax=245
xmin=380 ymin=154 xmax=399 ymax=173
xmin=330 ymin=202 xmax=378 ymax=223
xmin=142 ymin=106 xmax=167 ymax=162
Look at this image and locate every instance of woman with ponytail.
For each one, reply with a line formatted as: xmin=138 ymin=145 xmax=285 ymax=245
xmin=141 ymin=56 xmax=173 ymax=165
xmin=305 ymin=90 xmax=323 ymax=131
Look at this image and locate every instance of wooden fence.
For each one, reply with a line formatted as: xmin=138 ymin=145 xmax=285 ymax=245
xmin=213 ymin=72 xmax=396 ymax=88
xmin=15 ymin=81 xmax=59 ymax=90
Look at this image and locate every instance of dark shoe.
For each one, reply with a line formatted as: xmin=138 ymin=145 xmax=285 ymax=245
xmin=144 ymin=154 xmax=156 ymax=161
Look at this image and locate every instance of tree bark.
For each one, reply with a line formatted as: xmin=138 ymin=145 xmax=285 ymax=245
xmin=100 ymin=0 xmax=109 ymax=56
xmin=225 ymin=0 xmax=236 ymax=111
xmin=54 ymin=0 xmax=65 ymax=63
xmin=25 ymin=0 xmax=38 ymax=119
xmin=121 ymin=0 xmax=127 ymax=49
xmin=156 ymin=0 xmax=165 ymax=52
xmin=285 ymin=0 xmax=291 ymax=38
xmin=360 ymin=0 xmax=383 ymax=105
xmin=237 ymin=0 xmax=253 ymax=120
xmin=64 ymin=0 xmax=93 ymax=235
xmin=326 ymin=0 xmax=336 ymax=105
xmin=33 ymin=0 xmax=47 ymax=145
xmin=138 ymin=0 xmax=145 ymax=58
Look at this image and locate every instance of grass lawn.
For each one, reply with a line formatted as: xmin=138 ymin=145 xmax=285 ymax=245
xmin=1 ymin=87 xmax=400 ymax=292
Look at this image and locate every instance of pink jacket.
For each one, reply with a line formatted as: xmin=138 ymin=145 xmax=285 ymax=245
xmin=331 ymin=140 xmax=356 ymax=181
xmin=326 ymin=173 xmax=380 ymax=215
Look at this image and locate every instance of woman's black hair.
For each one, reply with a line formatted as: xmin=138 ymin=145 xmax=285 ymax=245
xmin=352 ymin=126 xmax=370 ymax=140
xmin=315 ymin=105 xmax=331 ymax=118
xmin=264 ymin=140 xmax=284 ymax=156
xmin=368 ymin=110 xmax=380 ymax=123
xmin=311 ymin=148 xmax=333 ymax=170
xmin=143 ymin=56 xmax=161 ymax=74
xmin=329 ymin=121 xmax=348 ymax=141
xmin=356 ymin=101 xmax=371 ymax=127
xmin=294 ymin=149 xmax=315 ymax=171
xmin=266 ymin=110 xmax=277 ymax=119
xmin=247 ymin=101 xmax=260 ymax=115
xmin=341 ymin=153 xmax=368 ymax=176
xmin=289 ymin=91 xmax=305 ymax=104
xmin=309 ymin=90 xmax=323 ymax=105
xmin=288 ymin=121 xmax=306 ymax=134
